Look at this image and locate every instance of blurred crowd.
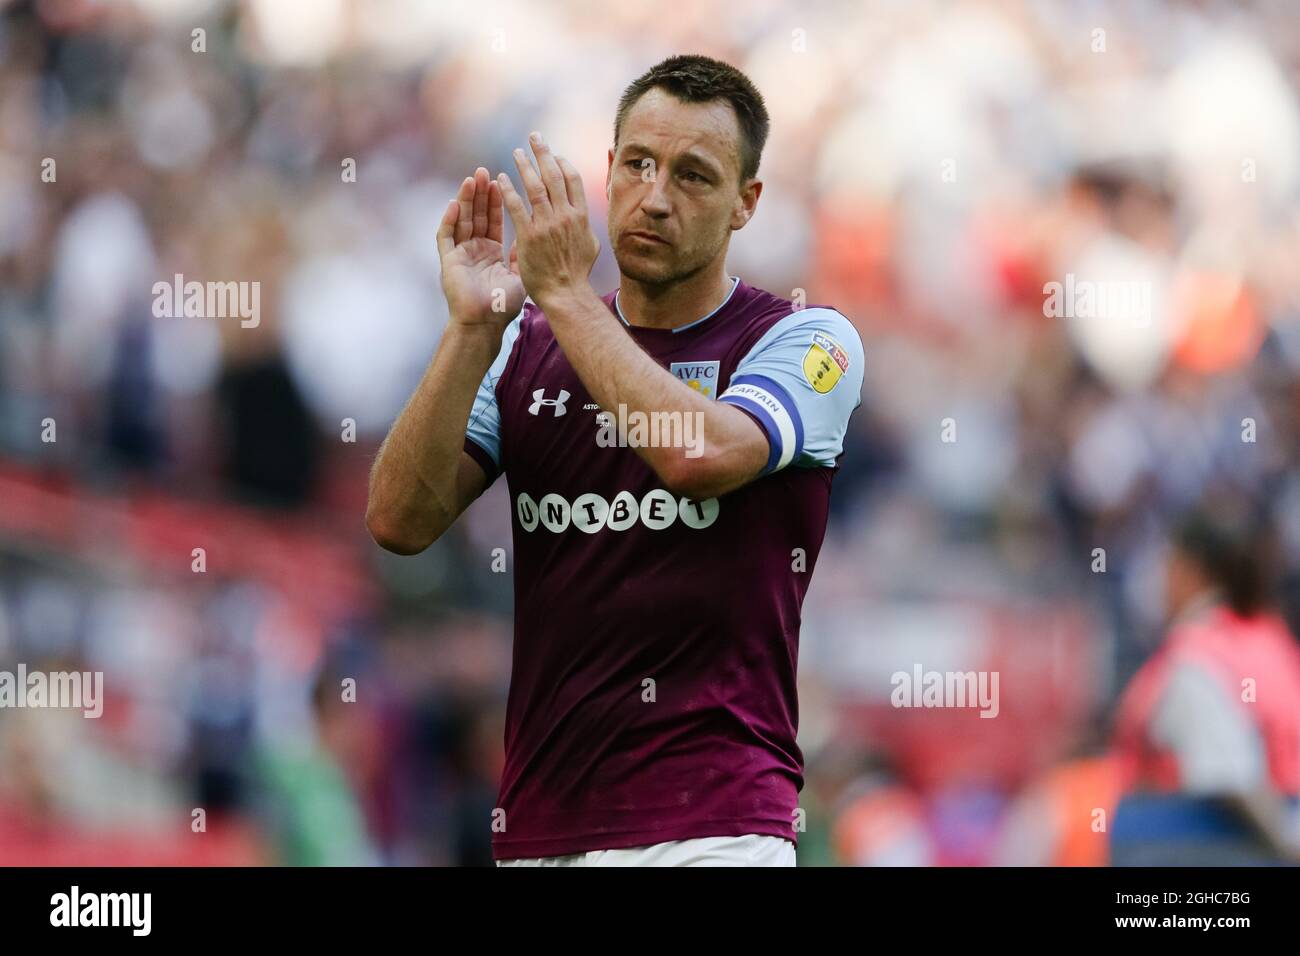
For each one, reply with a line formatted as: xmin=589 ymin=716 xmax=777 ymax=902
xmin=2 ymin=0 xmax=1300 ymax=865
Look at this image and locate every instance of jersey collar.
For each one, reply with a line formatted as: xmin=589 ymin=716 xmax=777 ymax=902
xmin=614 ymin=274 xmax=741 ymax=334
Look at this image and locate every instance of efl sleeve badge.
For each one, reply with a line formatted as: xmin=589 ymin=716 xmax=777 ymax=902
xmin=802 ymin=331 xmax=850 ymax=393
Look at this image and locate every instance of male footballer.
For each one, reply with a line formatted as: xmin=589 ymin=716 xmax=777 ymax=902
xmin=367 ymin=54 xmax=864 ymax=866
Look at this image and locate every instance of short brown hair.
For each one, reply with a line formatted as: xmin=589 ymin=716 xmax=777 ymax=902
xmin=614 ymin=54 xmax=770 ymax=185
xmin=1173 ymin=504 xmax=1277 ymax=617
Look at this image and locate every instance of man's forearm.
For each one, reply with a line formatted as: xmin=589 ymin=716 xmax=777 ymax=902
xmin=366 ymin=323 xmax=500 ymax=551
xmin=536 ymin=283 xmax=765 ymax=497
xmin=1229 ymin=790 xmax=1300 ymax=861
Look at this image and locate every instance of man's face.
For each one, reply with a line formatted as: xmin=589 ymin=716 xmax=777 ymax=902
xmin=606 ymin=87 xmax=760 ymax=286
xmin=1164 ymin=545 xmax=1206 ymax=622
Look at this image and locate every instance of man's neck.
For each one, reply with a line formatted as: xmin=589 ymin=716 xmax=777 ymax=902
xmin=1169 ymin=586 xmax=1223 ymax=630
xmin=616 ymin=264 xmax=734 ymax=331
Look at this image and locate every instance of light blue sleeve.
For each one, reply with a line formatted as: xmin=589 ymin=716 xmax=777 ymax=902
xmin=718 ymin=307 xmax=864 ymax=473
xmin=464 ymin=311 xmax=524 ymax=470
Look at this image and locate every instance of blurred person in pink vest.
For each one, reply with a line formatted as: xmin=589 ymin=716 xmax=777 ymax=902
xmin=1110 ymin=505 xmax=1300 ymax=864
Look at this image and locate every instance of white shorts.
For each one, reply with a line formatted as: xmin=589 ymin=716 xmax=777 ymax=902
xmin=496 ymin=833 xmax=796 ymax=867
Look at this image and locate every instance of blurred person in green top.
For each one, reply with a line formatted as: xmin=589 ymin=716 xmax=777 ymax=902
xmin=255 ymin=669 xmax=378 ymax=866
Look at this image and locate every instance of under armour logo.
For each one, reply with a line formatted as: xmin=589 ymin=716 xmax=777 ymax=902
xmin=529 ymin=388 xmax=569 ymax=417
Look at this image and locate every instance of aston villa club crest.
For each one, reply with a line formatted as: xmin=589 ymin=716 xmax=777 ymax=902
xmin=669 ymin=360 xmax=721 ymax=398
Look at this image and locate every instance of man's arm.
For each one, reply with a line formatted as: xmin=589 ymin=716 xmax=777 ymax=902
xmin=496 ymin=135 xmax=768 ymax=500
xmin=366 ymin=167 xmax=525 ymax=554
xmin=365 ymin=325 xmax=497 ymax=554
xmin=535 ymin=283 xmax=769 ymax=500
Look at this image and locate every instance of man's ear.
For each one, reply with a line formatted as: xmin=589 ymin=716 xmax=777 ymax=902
xmin=606 ymin=147 xmax=615 ymax=200
xmin=730 ymin=178 xmax=762 ymax=230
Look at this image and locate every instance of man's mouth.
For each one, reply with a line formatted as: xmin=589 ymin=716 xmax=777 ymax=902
xmin=627 ymin=230 xmax=669 ymax=245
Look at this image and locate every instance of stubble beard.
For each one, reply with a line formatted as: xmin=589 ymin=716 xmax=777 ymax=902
xmin=611 ymin=227 xmax=721 ymax=291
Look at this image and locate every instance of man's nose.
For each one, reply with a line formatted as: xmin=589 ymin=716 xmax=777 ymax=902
xmin=639 ymin=174 xmax=671 ymax=217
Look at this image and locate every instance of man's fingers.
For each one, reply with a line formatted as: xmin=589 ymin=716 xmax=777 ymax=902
xmin=513 ymin=146 xmax=550 ymax=215
xmin=555 ymin=155 xmax=588 ymax=214
xmin=472 ymin=167 xmax=490 ymax=239
xmin=487 ymin=178 xmax=504 ymax=245
xmin=497 ymin=172 xmax=529 ymax=233
xmin=455 ymin=176 xmax=474 ymax=244
xmin=527 ymin=132 xmax=569 ymax=209
xmin=436 ymin=198 xmax=458 ymax=259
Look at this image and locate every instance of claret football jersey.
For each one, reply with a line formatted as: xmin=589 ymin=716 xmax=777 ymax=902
xmin=462 ymin=274 xmax=864 ymax=860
